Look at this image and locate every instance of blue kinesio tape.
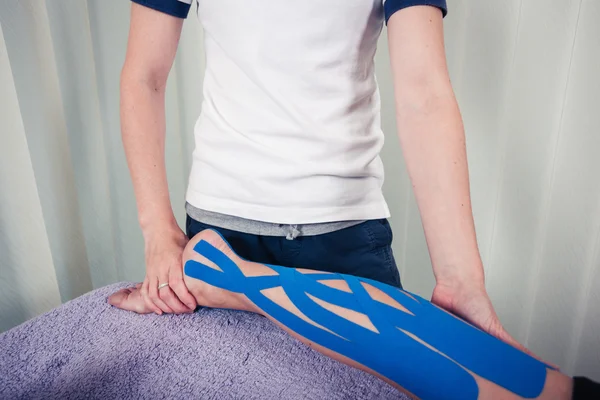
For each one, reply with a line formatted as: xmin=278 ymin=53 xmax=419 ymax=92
xmin=184 ymin=233 xmax=548 ymax=400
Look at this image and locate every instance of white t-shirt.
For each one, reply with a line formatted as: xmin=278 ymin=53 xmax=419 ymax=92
xmin=132 ymin=0 xmax=447 ymax=224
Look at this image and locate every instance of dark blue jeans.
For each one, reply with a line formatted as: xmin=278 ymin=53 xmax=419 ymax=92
xmin=186 ymin=216 xmax=402 ymax=288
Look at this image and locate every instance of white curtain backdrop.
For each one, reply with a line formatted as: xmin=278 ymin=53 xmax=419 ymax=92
xmin=1 ymin=0 xmax=599 ymax=379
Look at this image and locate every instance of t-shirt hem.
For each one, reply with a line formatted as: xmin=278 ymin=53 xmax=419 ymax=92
xmin=185 ymin=189 xmax=391 ymax=225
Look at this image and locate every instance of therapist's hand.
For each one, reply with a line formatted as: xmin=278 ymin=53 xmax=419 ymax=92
xmin=431 ymin=281 xmax=521 ymax=346
xmin=431 ymin=279 xmax=558 ymax=369
xmin=140 ymin=225 xmax=197 ymax=315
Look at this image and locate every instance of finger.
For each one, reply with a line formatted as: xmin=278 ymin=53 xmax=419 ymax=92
xmin=149 ymin=276 xmax=174 ymax=314
xmin=157 ymin=270 xmax=190 ymax=313
xmin=141 ymin=278 xmax=162 ymax=315
xmin=169 ymin=270 xmax=197 ymax=311
xmin=499 ymin=330 xmax=526 ymax=351
xmin=517 ymin=343 xmax=560 ymax=370
xmin=498 ymin=328 xmax=560 ymax=370
xmin=158 ymin=285 xmax=190 ymax=314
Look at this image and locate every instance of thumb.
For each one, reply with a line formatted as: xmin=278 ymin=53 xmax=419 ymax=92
xmin=107 ymin=289 xmax=128 ymax=307
xmin=495 ymin=326 xmax=526 ymax=351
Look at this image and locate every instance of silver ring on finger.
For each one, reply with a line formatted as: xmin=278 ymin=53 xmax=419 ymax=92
xmin=158 ymin=282 xmax=169 ymax=290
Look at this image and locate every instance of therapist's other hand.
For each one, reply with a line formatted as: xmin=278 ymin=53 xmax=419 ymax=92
xmin=432 ymin=281 xmax=520 ymax=346
xmin=431 ymin=279 xmax=558 ymax=369
xmin=140 ymin=225 xmax=197 ymax=315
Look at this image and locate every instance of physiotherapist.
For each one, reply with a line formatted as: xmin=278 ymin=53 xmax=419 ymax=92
xmin=120 ymin=0 xmax=526 ymax=352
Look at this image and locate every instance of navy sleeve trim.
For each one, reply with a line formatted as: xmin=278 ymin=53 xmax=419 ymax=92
xmin=131 ymin=0 xmax=192 ymax=19
xmin=384 ymin=0 xmax=448 ymax=24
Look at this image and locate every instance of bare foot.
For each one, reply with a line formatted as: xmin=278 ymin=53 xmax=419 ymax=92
xmin=182 ymin=229 xmax=258 ymax=313
xmin=108 ymin=229 xmax=256 ymax=314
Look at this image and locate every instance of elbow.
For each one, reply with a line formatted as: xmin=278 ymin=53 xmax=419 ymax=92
xmin=120 ymin=62 xmax=168 ymax=96
xmin=394 ymin=75 xmax=457 ymax=118
xmin=119 ymin=64 xmax=168 ymax=142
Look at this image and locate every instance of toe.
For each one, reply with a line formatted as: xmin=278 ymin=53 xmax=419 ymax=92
xmin=108 ymin=287 xmax=154 ymax=314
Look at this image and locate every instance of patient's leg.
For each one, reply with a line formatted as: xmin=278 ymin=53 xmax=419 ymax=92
xmin=109 ymin=230 xmax=573 ymax=400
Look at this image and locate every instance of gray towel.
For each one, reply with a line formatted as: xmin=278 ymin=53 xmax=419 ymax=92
xmin=0 ymin=283 xmax=406 ymax=400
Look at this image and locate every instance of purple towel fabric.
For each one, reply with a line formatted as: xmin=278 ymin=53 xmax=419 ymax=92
xmin=0 ymin=283 xmax=406 ymax=400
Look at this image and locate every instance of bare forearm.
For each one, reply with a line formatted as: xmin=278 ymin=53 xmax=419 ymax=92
xmin=386 ymin=6 xmax=484 ymax=286
xmin=120 ymin=72 xmax=177 ymax=235
xmin=396 ymin=91 xmax=484 ymax=284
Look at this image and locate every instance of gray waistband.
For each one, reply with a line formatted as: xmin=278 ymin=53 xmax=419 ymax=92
xmin=185 ymin=203 xmax=365 ymax=239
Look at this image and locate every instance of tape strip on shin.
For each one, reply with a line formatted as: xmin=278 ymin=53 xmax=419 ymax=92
xmin=184 ymin=236 xmax=548 ymax=400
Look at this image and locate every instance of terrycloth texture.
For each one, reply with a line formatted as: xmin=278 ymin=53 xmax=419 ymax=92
xmin=0 ymin=283 xmax=406 ymax=400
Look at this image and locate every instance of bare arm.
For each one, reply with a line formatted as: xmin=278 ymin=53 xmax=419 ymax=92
xmin=121 ymin=3 xmax=196 ymax=314
xmin=384 ymin=6 xmax=537 ymax=354
xmin=387 ymin=6 xmax=482 ymax=288
xmin=121 ymin=3 xmax=181 ymax=234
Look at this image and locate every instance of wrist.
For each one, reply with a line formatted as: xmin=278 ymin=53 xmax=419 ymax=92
xmin=434 ymin=259 xmax=486 ymax=291
xmin=140 ymin=216 xmax=182 ymax=242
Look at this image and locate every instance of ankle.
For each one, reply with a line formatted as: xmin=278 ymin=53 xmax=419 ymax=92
xmin=183 ymin=271 xmax=258 ymax=313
